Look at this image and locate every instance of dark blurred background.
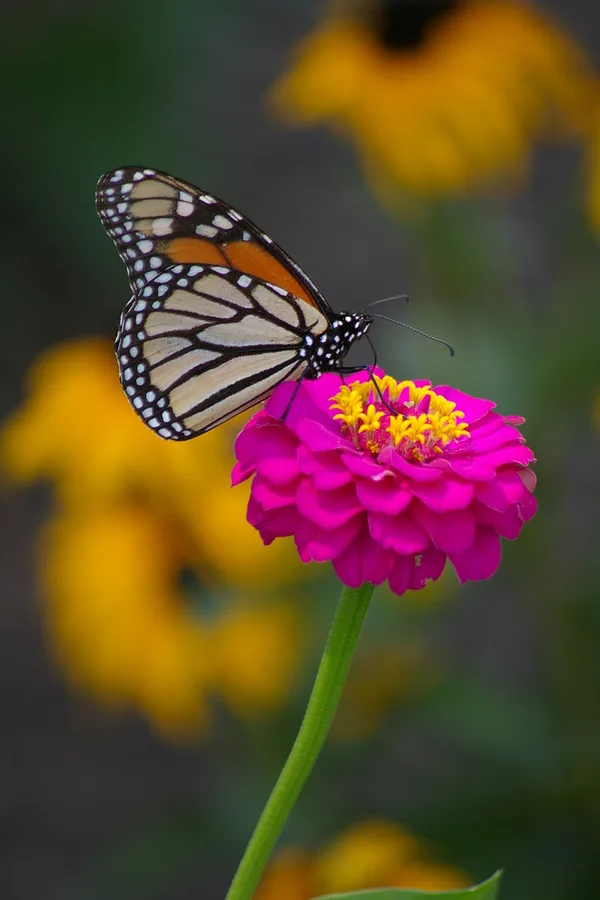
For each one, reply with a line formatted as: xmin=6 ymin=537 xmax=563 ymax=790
xmin=2 ymin=2 xmax=600 ymax=899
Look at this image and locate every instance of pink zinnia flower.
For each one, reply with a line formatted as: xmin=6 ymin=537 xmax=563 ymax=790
xmin=232 ymin=370 xmax=537 ymax=596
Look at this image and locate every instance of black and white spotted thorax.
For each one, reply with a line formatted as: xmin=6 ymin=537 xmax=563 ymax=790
xmin=300 ymin=313 xmax=373 ymax=378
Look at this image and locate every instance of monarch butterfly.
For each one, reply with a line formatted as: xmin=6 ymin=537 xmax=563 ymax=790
xmin=96 ymin=166 xmax=373 ymax=440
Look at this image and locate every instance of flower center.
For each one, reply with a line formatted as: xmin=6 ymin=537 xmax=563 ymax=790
xmin=370 ymin=0 xmax=463 ymax=51
xmin=329 ymin=376 xmax=469 ymax=461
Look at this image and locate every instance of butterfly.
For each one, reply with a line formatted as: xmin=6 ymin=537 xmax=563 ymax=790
xmin=96 ymin=167 xmax=373 ymax=440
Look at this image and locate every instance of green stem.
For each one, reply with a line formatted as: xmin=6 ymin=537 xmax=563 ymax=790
xmin=224 ymin=582 xmax=375 ymax=900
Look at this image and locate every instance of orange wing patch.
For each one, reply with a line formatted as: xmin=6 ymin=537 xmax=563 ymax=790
xmin=166 ymin=237 xmax=317 ymax=308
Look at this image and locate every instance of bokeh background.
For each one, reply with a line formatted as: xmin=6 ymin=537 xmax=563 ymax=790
xmin=2 ymin=1 xmax=600 ymax=898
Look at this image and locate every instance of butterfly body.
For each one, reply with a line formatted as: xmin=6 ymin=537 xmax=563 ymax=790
xmin=96 ymin=167 xmax=372 ymax=440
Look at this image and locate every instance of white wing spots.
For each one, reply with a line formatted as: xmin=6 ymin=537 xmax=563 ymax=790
xmin=267 ymin=283 xmax=288 ymax=297
xmin=199 ymin=194 xmax=217 ymax=204
xmin=213 ymin=214 xmax=233 ymax=230
xmin=188 ymin=266 xmax=204 ymax=276
xmin=171 ymin=265 xmax=184 ymax=274
xmin=261 ymin=233 xmax=274 ymax=244
xmin=242 ymin=231 xmax=251 ymax=241
xmin=110 ymin=170 xmax=124 ymax=182
xmin=196 ymin=224 xmax=218 ymax=238
xmin=155 ymin=272 xmax=174 ymax=284
xmin=143 ymin=168 xmax=156 ymax=176
xmin=177 ymin=200 xmax=195 ymax=216
xmin=149 ymin=257 xmax=162 ymax=269
xmin=132 ymin=171 xmax=145 ymax=181
xmin=212 ymin=266 xmax=229 ymax=275
xmin=152 ymin=217 xmax=174 ymax=236
xmin=137 ymin=239 xmax=154 ymax=253
xmin=229 ymin=210 xmax=243 ymax=222
xmin=237 ymin=275 xmax=252 ymax=288
xmin=179 ymin=191 xmax=194 ymax=202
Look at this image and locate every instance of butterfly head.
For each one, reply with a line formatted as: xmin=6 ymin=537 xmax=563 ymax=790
xmin=302 ymin=312 xmax=373 ymax=378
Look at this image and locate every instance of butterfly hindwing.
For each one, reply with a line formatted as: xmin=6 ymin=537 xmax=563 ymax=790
xmin=116 ymin=263 xmax=329 ymax=439
xmin=96 ymin=166 xmax=327 ymax=313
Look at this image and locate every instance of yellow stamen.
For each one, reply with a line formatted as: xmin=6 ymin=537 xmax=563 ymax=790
xmin=357 ymin=404 xmax=385 ymax=434
xmin=329 ymin=377 xmax=470 ymax=457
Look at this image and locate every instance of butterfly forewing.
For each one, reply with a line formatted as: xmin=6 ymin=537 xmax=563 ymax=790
xmin=96 ymin=167 xmax=328 ymax=313
xmin=116 ymin=263 xmax=329 ymax=439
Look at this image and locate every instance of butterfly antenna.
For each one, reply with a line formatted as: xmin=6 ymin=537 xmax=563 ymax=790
xmin=364 ymin=334 xmax=397 ymax=415
xmin=362 ymin=294 xmax=409 ymax=312
xmin=370 ymin=314 xmax=454 ymax=357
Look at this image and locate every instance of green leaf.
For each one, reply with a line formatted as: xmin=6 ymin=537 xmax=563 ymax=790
xmin=311 ymin=871 xmax=501 ymax=900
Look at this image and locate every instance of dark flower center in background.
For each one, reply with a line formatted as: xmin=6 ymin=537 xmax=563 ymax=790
xmin=371 ymin=0 xmax=463 ymax=50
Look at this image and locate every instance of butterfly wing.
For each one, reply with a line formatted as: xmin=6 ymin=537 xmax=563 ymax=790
xmin=117 ymin=263 xmax=329 ymax=439
xmin=96 ymin=166 xmax=331 ymax=317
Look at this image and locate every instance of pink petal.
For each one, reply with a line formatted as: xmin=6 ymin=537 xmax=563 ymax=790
xmin=379 ymin=447 xmax=443 ymax=482
xmin=388 ymin=556 xmax=415 ymax=596
xmin=434 ymin=387 xmax=495 ymax=424
xmin=472 ymin=501 xmax=524 ymax=540
xmin=410 ymin=548 xmax=447 ymax=590
xmin=297 ymin=418 xmax=348 ymax=451
xmin=368 ymin=511 xmax=430 ymax=554
xmin=412 ymin=504 xmax=476 ymax=555
xmin=296 ymin=478 xmax=361 ymax=529
xmin=252 ymin=477 xmax=299 ymax=510
xmin=297 ymin=447 xmax=354 ymax=490
xmin=355 ymin=476 xmax=413 ymax=515
xmin=449 ymin=527 xmax=501 ymax=582
xmin=256 ymin=456 xmax=300 ymax=486
xmin=517 ymin=490 xmax=538 ymax=523
xmin=332 ymin=527 xmax=395 ymax=588
xmin=231 ymin=458 xmax=254 ymax=486
xmin=295 ymin=514 xmax=364 ymax=563
xmin=410 ymin=476 xmax=474 ymax=512
xmin=342 ymin=451 xmax=389 ymax=480
xmin=476 ymin=468 xmax=533 ymax=511
xmin=468 ymin=422 xmax=528 ymax=453
xmin=249 ymin=501 xmax=302 ymax=544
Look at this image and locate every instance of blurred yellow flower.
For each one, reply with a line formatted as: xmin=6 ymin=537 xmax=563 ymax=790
xmin=255 ymin=819 xmax=467 ymax=898
xmin=271 ymin=0 xmax=596 ymax=200
xmin=1 ymin=338 xmax=309 ymax=736
xmin=1 ymin=337 xmax=301 ymax=588
xmin=42 ymin=505 xmax=305 ymax=738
